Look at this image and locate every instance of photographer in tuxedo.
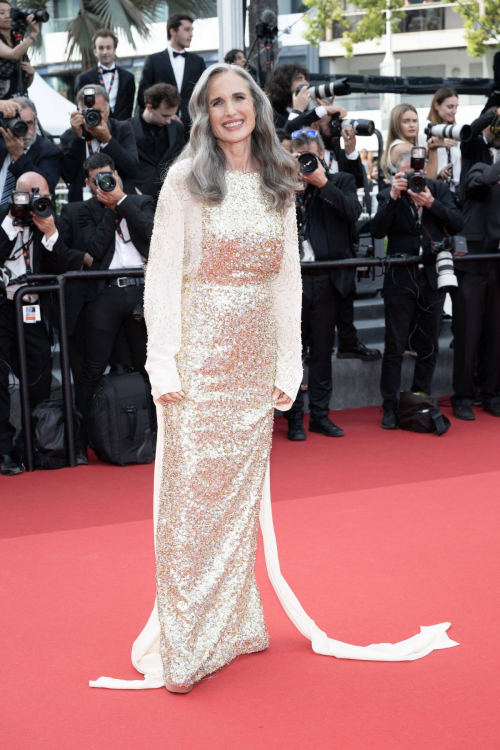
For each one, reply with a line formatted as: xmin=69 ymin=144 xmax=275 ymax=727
xmin=75 ymin=153 xmax=154 ymax=443
xmin=75 ymin=28 xmax=136 ymax=121
xmin=131 ymin=83 xmax=185 ymax=202
xmin=136 ymin=12 xmax=206 ymax=125
xmin=0 ymin=96 xmax=61 ymax=203
xmin=313 ymin=112 xmax=381 ymax=362
xmin=286 ymin=130 xmax=362 ymax=441
xmin=371 ymin=150 xmax=463 ymax=429
xmin=60 ymin=84 xmax=139 ymax=202
xmin=0 ymin=171 xmax=68 ymax=475
xmin=451 ymin=158 xmax=500 ymax=419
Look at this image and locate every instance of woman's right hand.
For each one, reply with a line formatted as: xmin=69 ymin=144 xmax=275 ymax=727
xmin=158 ymin=391 xmax=186 ymax=405
xmin=27 ymin=15 xmax=40 ymax=37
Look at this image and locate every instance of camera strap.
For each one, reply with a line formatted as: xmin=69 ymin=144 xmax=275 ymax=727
xmin=86 ymin=140 xmax=101 ymax=155
xmin=298 ymin=189 xmax=318 ymax=239
xmin=20 ymin=234 xmax=34 ymax=274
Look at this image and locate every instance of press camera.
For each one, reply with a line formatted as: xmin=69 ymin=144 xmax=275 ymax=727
xmin=404 ymin=147 xmax=427 ymax=194
xmin=431 ymin=236 xmax=468 ymax=290
xmin=82 ymin=87 xmax=102 ymax=128
xmin=10 ymin=188 xmax=54 ymax=227
xmin=92 ymin=172 xmax=116 ymax=192
xmin=423 ymin=122 xmax=472 ymax=143
xmin=330 ymin=113 xmax=375 ymax=138
xmin=10 ymin=7 xmax=49 ymax=37
xmin=0 ymin=109 xmax=28 ymax=137
xmin=296 ymin=78 xmax=352 ymax=101
xmin=297 ymin=151 xmax=320 ymax=175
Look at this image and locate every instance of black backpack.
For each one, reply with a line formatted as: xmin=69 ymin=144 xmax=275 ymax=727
xmin=398 ymin=391 xmax=451 ymax=436
xmin=31 ymin=399 xmax=86 ymax=469
xmin=89 ymin=366 xmax=155 ymax=466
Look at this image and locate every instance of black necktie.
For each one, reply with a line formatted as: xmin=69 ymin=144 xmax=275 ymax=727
xmin=173 ymin=51 xmax=185 ymax=58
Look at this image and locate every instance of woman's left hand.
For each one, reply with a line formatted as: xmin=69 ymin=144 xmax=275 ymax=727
xmin=272 ymin=387 xmax=292 ymax=407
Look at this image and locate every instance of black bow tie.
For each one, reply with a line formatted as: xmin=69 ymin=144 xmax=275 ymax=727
xmin=173 ymin=51 xmax=185 ymax=58
xmin=99 ymin=67 xmax=116 ymax=73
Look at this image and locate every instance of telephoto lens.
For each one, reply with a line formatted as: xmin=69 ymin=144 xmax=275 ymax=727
xmin=297 ymin=77 xmax=351 ymax=101
xmin=341 ymin=118 xmax=375 ymax=137
xmin=435 ymin=251 xmax=458 ymax=289
xmin=0 ymin=113 xmax=28 ymax=138
xmin=424 ymin=122 xmax=472 ymax=143
xmin=94 ymin=172 xmax=117 ymax=192
xmin=297 ymin=152 xmax=319 ymax=174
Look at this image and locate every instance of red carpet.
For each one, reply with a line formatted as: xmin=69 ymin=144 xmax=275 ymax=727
xmin=1 ymin=405 xmax=499 ymax=749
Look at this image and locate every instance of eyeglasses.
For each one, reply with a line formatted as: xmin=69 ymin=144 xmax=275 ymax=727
xmin=291 ymin=129 xmax=318 ymax=139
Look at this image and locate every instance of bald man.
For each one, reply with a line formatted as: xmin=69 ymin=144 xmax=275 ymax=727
xmin=0 ymin=171 xmax=68 ymax=475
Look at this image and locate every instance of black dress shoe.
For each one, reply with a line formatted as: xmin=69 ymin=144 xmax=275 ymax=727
xmin=337 ymin=341 xmax=382 ymax=361
xmin=287 ymin=421 xmax=307 ymax=441
xmin=452 ymin=404 xmax=475 ymax=420
xmin=483 ymin=403 xmax=500 ymax=417
xmin=0 ymin=450 xmax=23 ymax=476
xmin=309 ymin=416 xmax=345 ymax=437
xmin=381 ymin=410 xmax=398 ymax=429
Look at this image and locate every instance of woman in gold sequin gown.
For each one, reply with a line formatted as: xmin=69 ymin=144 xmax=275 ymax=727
xmin=90 ymin=66 xmax=457 ymax=693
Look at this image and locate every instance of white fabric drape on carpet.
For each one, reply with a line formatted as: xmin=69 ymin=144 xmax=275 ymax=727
xmin=89 ymin=407 xmax=458 ymax=689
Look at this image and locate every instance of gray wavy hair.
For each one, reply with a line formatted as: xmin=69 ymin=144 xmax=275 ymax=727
xmin=177 ymin=63 xmax=301 ymax=209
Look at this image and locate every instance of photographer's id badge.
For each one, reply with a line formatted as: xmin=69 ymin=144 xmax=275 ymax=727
xmin=23 ymin=304 xmax=41 ymax=324
xmin=301 ymin=238 xmax=315 ymax=262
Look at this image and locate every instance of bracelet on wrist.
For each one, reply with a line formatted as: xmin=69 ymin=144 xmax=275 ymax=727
xmin=28 ymin=34 xmax=37 ymax=43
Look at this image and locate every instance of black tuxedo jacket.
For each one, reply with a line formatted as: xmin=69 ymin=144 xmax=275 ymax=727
xmin=131 ymin=113 xmax=185 ymax=201
xmin=0 ymin=204 xmax=68 ymax=320
xmin=137 ymin=48 xmax=206 ymax=123
xmin=371 ymin=180 xmax=464 ymax=296
xmin=60 ymin=118 xmax=139 ymax=203
xmin=78 ymin=194 xmax=155 ymax=301
xmin=0 ymin=135 xmax=62 ymax=194
xmin=459 ymin=110 xmax=496 ymax=206
xmin=75 ymin=65 xmax=136 ymax=121
xmin=59 ymin=200 xmax=90 ymax=335
xmin=300 ymin=172 xmax=362 ymax=298
xmin=461 ymin=160 xmax=500 ymax=273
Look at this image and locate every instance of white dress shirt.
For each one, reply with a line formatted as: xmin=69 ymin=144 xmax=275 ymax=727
xmin=323 ymin=148 xmax=360 ymax=174
xmin=0 ymin=152 xmax=13 ymax=197
xmin=108 ymin=198 xmax=144 ymax=270
xmin=98 ymin=63 xmax=119 ymax=114
xmin=1 ymin=214 xmax=59 ymax=300
xmin=167 ymin=45 xmax=185 ymax=93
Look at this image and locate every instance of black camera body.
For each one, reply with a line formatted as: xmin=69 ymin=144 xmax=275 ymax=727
xmin=431 ymin=235 xmax=468 ymax=257
xmin=297 ymin=151 xmax=319 ymax=175
xmin=82 ymin=87 xmax=102 ymax=129
xmin=404 ymin=147 xmax=427 ymax=193
xmin=10 ymin=187 xmax=54 ymax=227
xmin=330 ymin=114 xmax=375 ymax=139
xmin=10 ymin=7 xmax=49 ymax=36
xmin=93 ymin=172 xmax=116 ymax=192
xmin=0 ymin=109 xmax=28 ymax=138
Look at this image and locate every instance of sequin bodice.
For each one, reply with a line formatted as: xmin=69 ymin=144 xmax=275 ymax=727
xmin=200 ymin=171 xmax=284 ymax=285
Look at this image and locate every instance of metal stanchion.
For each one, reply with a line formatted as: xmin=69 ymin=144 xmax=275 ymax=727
xmin=57 ymin=275 xmax=76 ymax=468
xmin=14 ymin=283 xmax=61 ymax=473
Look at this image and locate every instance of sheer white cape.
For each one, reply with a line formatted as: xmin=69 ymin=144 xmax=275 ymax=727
xmin=90 ymin=163 xmax=458 ymax=689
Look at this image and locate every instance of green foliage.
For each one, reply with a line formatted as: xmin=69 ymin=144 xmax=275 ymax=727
xmin=303 ymin=0 xmax=404 ymax=57
xmin=303 ymin=0 xmax=500 ymax=59
xmin=16 ymin=0 xmax=215 ymax=68
xmin=453 ymin=0 xmax=500 ymax=57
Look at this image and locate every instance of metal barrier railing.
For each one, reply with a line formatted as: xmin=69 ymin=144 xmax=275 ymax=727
xmin=13 ymin=254 xmax=500 ymax=471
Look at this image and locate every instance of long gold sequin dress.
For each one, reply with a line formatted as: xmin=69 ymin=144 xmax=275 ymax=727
xmin=155 ymin=170 xmax=286 ymax=685
xmin=89 ymin=160 xmax=457 ymax=693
